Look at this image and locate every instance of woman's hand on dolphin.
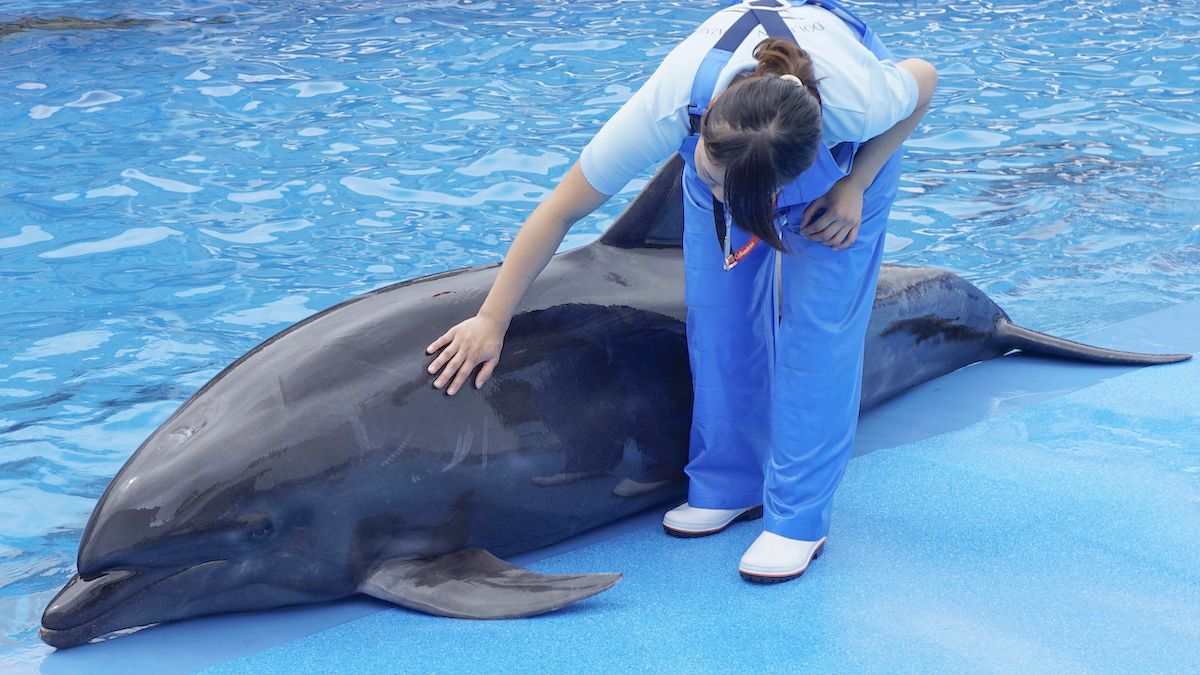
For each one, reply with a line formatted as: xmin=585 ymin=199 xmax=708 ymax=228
xmin=425 ymin=161 xmax=610 ymax=396
xmin=426 ymin=315 xmax=505 ymax=395
xmin=799 ymin=176 xmax=866 ymax=251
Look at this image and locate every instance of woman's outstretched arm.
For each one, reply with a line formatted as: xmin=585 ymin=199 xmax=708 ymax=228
xmin=425 ymin=161 xmax=611 ymax=395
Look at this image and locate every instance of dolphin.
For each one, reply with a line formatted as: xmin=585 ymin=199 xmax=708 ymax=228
xmin=40 ymin=155 xmax=1190 ymax=649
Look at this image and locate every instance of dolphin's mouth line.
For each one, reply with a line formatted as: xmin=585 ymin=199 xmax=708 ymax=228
xmin=79 ymin=559 xmax=228 ymax=586
xmin=41 ymin=559 xmax=228 ymax=648
xmin=39 ymin=621 xmax=159 ymax=648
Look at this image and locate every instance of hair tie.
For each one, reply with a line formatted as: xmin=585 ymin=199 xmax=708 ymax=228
xmin=779 ymin=74 xmax=803 ymax=86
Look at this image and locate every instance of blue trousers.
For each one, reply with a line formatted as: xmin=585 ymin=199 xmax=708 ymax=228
xmin=681 ymin=149 xmax=903 ymax=541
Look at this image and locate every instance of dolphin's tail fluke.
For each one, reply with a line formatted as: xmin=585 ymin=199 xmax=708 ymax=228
xmin=995 ymin=320 xmax=1192 ymax=365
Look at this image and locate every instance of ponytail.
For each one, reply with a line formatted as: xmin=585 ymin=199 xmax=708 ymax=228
xmin=752 ymin=38 xmax=823 ymax=105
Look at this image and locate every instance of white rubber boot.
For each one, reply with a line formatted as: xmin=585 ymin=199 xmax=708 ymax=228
xmin=662 ymin=502 xmax=762 ymax=538
xmin=738 ymin=531 xmax=826 ymax=583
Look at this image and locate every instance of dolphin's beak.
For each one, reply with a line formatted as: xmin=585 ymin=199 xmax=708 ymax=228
xmin=40 ymin=561 xmax=227 ymax=649
xmin=40 ymin=570 xmax=145 ymax=648
xmin=39 ymin=621 xmax=123 ymax=650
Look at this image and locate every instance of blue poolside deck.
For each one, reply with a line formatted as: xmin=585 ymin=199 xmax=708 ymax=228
xmin=9 ymin=299 xmax=1200 ymax=675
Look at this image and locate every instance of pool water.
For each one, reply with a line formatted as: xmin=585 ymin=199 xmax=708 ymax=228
xmin=1 ymin=0 xmax=1198 ymax=659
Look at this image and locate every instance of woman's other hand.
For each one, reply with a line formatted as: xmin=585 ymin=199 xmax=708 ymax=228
xmin=798 ymin=176 xmax=866 ymax=250
xmin=426 ymin=314 xmax=507 ymax=395
xmin=798 ymin=57 xmax=936 ymax=253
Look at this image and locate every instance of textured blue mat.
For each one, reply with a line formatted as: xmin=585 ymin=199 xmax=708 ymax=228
xmin=194 ymin=350 xmax=1199 ymax=674
xmin=15 ymin=301 xmax=1198 ymax=675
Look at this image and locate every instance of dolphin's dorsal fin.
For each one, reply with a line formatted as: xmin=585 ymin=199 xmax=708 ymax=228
xmin=358 ymin=548 xmax=621 ymax=619
xmin=599 ymin=154 xmax=684 ymax=249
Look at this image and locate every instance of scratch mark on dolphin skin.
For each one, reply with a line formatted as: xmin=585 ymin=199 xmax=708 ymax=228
xmin=382 ymin=433 xmax=412 ymax=466
xmin=879 ymin=315 xmax=990 ymax=345
xmin=390 ymin=379 xmax=424 ymax=407
xmin=274 ymin=376 xmax=287 ymax=407
xmin=349 ymin=412 xmax=370 ymax=455
xmin=604 ymin=272 xmax=629 ymax=287
xmin=443 ymin=426 xmax=474 ymax=472
xmin=432 ymin=291 xmax=455 ymax=298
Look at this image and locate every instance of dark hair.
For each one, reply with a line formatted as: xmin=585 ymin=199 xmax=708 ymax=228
xmin=701 ymin=38 xmax=824 ymax=252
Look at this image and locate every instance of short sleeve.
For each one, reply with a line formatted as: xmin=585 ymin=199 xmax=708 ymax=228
xmin=803 ymin=10 xmax=921 ymax=145
xmin=858 ymin=56 xmax=920 ymax=140
xmin=579 ymin=48 xmax=697 ymax=195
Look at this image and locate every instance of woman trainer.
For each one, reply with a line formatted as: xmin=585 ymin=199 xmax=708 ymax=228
xmin=426 ymin=0 xmax=937 ymax=583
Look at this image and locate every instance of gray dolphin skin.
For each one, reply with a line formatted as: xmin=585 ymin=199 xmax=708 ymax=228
xmin=40 ymin=155 xmax=1190 ymax=649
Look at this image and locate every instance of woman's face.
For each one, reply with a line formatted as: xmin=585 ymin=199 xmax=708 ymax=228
xmin=695 ymin=135 xmax=726 ymax=203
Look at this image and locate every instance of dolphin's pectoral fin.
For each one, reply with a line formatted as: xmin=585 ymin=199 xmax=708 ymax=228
xmin=358 ymin=548 xmax=621 ymax=619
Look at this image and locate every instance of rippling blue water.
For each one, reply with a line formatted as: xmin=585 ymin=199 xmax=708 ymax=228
xmin=1 ymin=0 xmax=1198 ymax=659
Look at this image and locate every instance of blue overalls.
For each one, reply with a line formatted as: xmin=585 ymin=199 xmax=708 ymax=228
xmin=679 ymin=0 xmax=905 ymax=541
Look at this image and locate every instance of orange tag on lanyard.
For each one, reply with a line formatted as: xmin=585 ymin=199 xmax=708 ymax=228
xmin=713 ymin=197 xmax=761 ymax=271
xmin=724 ymin=236 xmax=760 ymax=271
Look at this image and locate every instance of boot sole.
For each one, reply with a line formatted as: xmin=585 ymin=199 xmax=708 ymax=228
xmin=662 ymin=505 xmax=763 ymax=538
xmin=739 ymin=541 xmax=825 ymax=584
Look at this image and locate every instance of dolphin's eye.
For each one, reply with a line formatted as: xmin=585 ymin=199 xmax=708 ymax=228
xmin=236 ymin=513 xmax=274 ymax=541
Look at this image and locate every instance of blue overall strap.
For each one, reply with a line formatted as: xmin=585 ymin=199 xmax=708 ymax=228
xmin=686 ymin=1 xmax=801 ymax=135
xmin=749 ymin=2 xmax=793 ymax=41
xmin=686 ymin=10 xmax=761 ymax=133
